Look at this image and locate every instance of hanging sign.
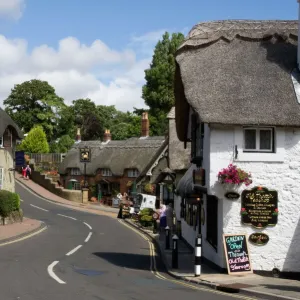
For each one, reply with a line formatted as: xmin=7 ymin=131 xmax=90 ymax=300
xmin=249 ymin=233 xmax=269 ymax=246
xmin=193 ymin=168 xmax=205 ymax=186
xmin=241 ymin=186 xmax=278 ymax=229
xmin=223 ymin=234 xmax=253 ymax=275
xmin=79 ymin=147 xmax=91 ymax=162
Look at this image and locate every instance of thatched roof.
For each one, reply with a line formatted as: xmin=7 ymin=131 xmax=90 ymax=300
xmin=175 ymin=20 xmax=299 ymax=141
xmin=0 ymin=108 xmax=23 ymax=139
xmin=58 ymin=137 xmax=166 ymax=176
xmin=168 ymin=107 xmax=191 ymax=171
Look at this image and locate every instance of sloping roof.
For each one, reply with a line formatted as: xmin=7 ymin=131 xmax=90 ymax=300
xmin=175 ymin=20 xmax=299 ymax=141
xmin=58 ymin=136 xmax=166 ymax=176
xmin=0 ymin=108 xmax=23 ymax=139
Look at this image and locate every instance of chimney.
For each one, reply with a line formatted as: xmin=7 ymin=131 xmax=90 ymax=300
xmin=75 ymin=127 xmax=81 ymax=143
xmin=141 ymin=112 xmax=149 ymax=137
xmin=298 ymin=0 xmax=300 ymax=68
xmin=103 ymin=129 xmax=112 ymax=142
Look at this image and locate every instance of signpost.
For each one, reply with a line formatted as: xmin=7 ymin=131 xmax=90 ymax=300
xmin=223 ymin=234 xmax=252 ymax=275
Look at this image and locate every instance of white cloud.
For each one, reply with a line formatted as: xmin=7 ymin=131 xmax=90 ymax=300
xmin=0 ymin=0 xmax=25 ymax=20
xmin=0 ymin=30 xmax=165 ymax=112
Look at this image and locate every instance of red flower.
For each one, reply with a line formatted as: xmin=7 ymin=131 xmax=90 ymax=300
xmin=275 ymin=208 xmax=278 ymax=212
xmin=241 ymin=208 xmax=246 ymax=211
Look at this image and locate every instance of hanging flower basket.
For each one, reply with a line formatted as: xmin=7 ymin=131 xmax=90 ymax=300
xmin=218 ymin=164 xmax=252 ymax=193
xmin=126 ymin=181 xmax=133 ymax=187
xmin=144 ymin=183 xmax=154 ymax=194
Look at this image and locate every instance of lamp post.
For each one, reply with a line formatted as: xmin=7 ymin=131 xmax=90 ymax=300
xmin=79 ymin=147 xmax=91 ymax=203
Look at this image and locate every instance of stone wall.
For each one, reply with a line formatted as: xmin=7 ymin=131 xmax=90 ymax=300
xmin=209 ymin=125 xmax=300 ymax=273
xmin=0 ymin=148 xmax=15 ymax=192
xmin=30 ymin=170 xmax=82 ymax=203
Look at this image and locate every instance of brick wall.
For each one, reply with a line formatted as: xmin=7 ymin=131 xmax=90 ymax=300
xmin=31 ymin=170 xmax=82 ymax=203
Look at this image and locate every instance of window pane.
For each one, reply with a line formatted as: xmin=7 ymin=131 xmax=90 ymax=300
xmin=244 ymin=130 xmax=256 ymax=149
xmin=260 ymin=130 xmax=272 ymax=150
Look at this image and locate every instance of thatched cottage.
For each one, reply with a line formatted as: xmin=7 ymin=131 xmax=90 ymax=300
xmin=174 ymin=19 xmax=300 ymax=276
xmin=58 ymin=113 xmax=167 ymax=202
xmin=0 ymin=108 xmax=23 ymax=192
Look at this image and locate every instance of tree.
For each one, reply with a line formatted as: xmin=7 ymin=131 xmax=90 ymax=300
xmin=142 ymin=32 xmax=185 ymax=135
xmin=4 ymin=79 xmax=65 ymax=141
xmin=19 ymin=125 xmax=49 ymax=153
xmin=57 ymin=135 xmax=75 ymax=153
xmin=81 ymin=113 xmax=103 ymax=141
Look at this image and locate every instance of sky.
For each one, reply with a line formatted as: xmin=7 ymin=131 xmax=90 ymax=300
xmin=0 ymin=0 xmax=297 ymax=112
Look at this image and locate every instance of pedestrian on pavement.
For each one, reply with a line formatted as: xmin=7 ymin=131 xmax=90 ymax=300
xmin=25 ymin=164 xmax=31 ymax=180
xmin=22 ymin=165 xmax=27 ymax=178
xmin=159 ymin=204 xmax=167 ymax=231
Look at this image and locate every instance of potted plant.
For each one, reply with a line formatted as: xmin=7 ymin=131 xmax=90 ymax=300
xmin=218 ymin=164 xmax=252 ymax=192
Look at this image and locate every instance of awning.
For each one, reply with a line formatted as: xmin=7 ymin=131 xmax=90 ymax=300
xmin=176 ymin=164 xmax=207 ymax=197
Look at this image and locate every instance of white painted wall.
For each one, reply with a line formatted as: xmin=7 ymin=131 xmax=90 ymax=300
xmin=0 ymin=149 xmax=15 ymax=192
xmin=209 ymin=125 xmax=300 ymax=272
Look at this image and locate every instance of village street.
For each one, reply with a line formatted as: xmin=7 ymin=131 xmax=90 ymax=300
xmin=0 ymin=182 xmax=253 ymax=300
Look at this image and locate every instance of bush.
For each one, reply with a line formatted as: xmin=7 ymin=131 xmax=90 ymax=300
xmin=138 ymin=208 xmax=154 ymax=227
xmin=0 ymin=190 xmax=21 ymax=224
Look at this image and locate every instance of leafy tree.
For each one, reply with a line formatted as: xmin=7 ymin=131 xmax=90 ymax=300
xmin=19 ymin=125 xmax=49 ymax=153
xmin=4 ymin=79 xmax=65 ymax=140
xmin=81 ymin=113 xmax=103 ymax=141
xmin=57 ymin=106 xmax=76 ymax=138
xmin=57 ymin=135 xmax=74 ymax=153
xmin=142 ymin=32 xmax=185 ymax=135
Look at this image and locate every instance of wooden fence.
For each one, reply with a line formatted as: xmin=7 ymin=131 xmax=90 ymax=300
xmin=27 ymin=153 xmax=66 ymax=163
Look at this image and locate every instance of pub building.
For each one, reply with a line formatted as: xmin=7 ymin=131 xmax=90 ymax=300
xmin=174 ymin=19 xmax=300 ymax=276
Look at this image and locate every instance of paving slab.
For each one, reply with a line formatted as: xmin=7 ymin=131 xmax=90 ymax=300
xmin=0 ymin=217 xmax=46 ymax=245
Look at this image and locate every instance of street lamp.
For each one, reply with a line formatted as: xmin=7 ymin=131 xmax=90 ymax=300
xmin=79 ymin=147 xmax=91 ymax=188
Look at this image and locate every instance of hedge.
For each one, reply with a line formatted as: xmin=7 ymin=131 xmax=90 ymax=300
xmin=0 ymin=190 xmax=21 ymax=221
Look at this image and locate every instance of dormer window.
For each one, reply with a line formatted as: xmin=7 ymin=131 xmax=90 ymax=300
xmin=128 ymin=169 xmax=139 ymax=178
xmin=70 ymin=168 xmax=81 ymax=175
xmin=102 ymin=168 xmax=112 ymax=177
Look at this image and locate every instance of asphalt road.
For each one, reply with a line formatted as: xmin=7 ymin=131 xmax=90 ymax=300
xmin=0 ymin=181 xmax=259 ymax=300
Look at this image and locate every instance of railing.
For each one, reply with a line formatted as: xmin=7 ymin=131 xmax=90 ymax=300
xmin=26 ymin=153 xmax=66 ymax=163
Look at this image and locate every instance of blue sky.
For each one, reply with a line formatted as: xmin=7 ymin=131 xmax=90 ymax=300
xmin=0 ymin=0 xmax=297 ymax=111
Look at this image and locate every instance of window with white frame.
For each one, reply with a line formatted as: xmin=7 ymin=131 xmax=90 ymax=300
xmin=128 ymin=169 xmax=139 ymax=178
xmin=101 ymin=168 xmax=112 ymax=177
xmin=0 ymin=136 xmax=3 ymax=147
xmin=70 ymin=168 xmax=81 ymax=175
xmin=243 ymin=127 xmax=274 ymax=153
xmin=0 ymin=168 xmax=3 ymax=190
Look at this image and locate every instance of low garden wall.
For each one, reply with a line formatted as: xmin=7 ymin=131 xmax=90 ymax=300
xmin=30 ymin=171 xmax=82 ymax=203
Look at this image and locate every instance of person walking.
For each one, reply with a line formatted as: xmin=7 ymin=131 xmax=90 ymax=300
xmin=25 ymin=164 xmax=31 ymax=180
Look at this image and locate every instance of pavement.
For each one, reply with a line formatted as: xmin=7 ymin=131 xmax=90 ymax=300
xmin=1 ymin=179 xmax=254 ymax=300
xmin=124 ymin=219 xmax=300 ymax=300
xmin=0 ymin=217 xmax=46 ymax=246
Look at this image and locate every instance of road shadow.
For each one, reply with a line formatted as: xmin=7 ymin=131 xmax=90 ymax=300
xmin=93 ymin=252 xmax=151 ymax=271
xmin=263 ymin=284 xmax=300 ymax=293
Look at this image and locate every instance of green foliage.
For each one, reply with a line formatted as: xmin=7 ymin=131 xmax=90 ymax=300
xmin=19 ymin=125 xmax=49 ymax=153
xmin=4 ymin=79 xmax=65 ymax=141
xmin=142 ymin=32 xmax=185 ymax=135
xmin=57 ymin=135 xmax=74 ymax=153
xmin=139 ymin=208 xmax=155 ymax=227
xmin=0 ymin=190 xmax=20 ymax=221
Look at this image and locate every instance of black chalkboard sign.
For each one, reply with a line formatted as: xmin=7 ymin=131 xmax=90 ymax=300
xmin=241 ymin=186 xmax=278 ymax=229
xmin=223 ymin=234 xmax=253 ymax=275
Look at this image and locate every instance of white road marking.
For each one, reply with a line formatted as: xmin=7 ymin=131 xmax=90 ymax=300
xmin=30 ymin=204 xmax=49 ymax=212
xmin=57 ymin=214 xmax=77 ymax=220
xmin=20 ymin=199 xmax=24 ymax=202
xmin=47 ymin=261 xmax=66 ymax=284
xmin=84 ymin=232 xmax=92 ymax=242
xmin=66 ymin=245 xmax=82 ymax=256
xmin=83 ymin=222 xmax=92 ymax=230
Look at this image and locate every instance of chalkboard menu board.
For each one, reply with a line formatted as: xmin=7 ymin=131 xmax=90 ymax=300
xmin=223 ymin=234 xmax=252 ymax=275
xmin=241 ymin=186 xmax=278 ymax=229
